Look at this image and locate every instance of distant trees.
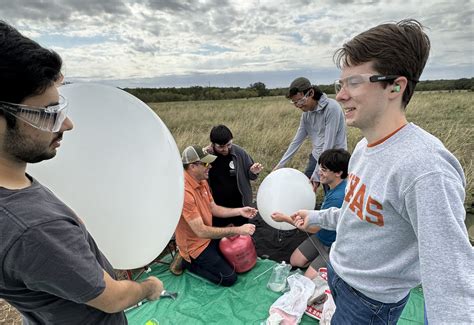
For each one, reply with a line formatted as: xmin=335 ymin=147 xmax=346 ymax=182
xmin=415 ymin=78 xmax=473 ymax=92
xmin=125 ymin=86 xmax=258 ymax=102
xmin=249 ymin=82 xmax=269 ymax=97
xmin=123 ymin=78 xmax=473 ymax=103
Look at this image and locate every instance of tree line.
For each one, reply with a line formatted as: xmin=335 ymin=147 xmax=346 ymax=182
xmin=123 ymin=78 xmax=473 ymax=103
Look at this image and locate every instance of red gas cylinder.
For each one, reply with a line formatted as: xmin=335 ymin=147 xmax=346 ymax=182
xmin=219 ymin=235 xmax=257 ymax=273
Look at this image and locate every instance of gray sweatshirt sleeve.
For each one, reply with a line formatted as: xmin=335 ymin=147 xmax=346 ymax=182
xmin=310 ymin=104 xmax=344 ymax=181
xmin=307 ymin=207 xmax=341 ymax=230
xmin=277 ymin=115 xmax=307 ymax=168
xmin=403 ymin=172 xmax=474 ymax=324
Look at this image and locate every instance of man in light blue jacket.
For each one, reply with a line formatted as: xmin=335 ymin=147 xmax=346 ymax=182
xmin=275 ymin=78 xmax=347 ymax=191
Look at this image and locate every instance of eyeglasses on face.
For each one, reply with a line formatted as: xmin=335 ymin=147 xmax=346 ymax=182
xmin=0 ymin=94 xmax=68 ymax=132
xmin=318 ymin=166 xmax=330 ymax=173
xmin=289 ymin=89 xmax=312 ymax=105
xmin=215 ymin=141 xmax=232 ymax=149
xmin=193 ymin=161 xmax=211 ymax=168
xmin=334 ymin=74 xmax=400 ymax=94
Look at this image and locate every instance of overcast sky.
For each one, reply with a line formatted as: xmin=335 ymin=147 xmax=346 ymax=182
xmin=1 ymin=0 xmax=472 ymax=88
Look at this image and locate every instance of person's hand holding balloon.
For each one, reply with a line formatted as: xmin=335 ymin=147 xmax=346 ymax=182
xmin=290 ymin=210 xmax=311 ymax=230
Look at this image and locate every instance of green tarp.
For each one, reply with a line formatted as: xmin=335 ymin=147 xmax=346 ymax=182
xmin=126 ymin=257 xmax=424 ymax=325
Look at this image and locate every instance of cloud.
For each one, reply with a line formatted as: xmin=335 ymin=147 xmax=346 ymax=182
xmin=1 ymin=0 xmax=472 ymax=87
xmin=2 ymin=0 xmax=131 ymax=22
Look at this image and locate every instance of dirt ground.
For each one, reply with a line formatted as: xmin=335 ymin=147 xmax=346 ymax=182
xmin=0 ymin=299 xmax=21 ymax=324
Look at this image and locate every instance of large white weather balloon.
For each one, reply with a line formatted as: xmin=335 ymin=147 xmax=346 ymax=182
xmin=28 ymin=84 xmax=184 ymax=270
xmin=257 ymin=168 xmax=315 ymax=230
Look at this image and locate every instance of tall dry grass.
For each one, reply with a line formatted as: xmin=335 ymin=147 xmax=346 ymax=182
xmin=149 ymin=91 xmax=474 ymax=207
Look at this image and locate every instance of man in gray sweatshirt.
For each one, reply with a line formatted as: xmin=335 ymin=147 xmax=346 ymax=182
xmin=292 ymin=19 xmax=473 ymax=324
xmin=275 ymin=78 xmax=347 ymax=191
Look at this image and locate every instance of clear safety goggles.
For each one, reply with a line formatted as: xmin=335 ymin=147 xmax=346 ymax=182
xmin=334 ymin=74 xmax=400 ymax=94
xmin=214 ymin=140 xmax=233 ymax=150
xmin=0 ymin=94 xmax=68 ymax=132
xmin=289 ymin=89 xmax=312 ymax=106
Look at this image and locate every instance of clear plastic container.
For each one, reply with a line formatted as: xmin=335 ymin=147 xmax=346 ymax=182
xmin=267 ymin=261 xmax=291 ymax=292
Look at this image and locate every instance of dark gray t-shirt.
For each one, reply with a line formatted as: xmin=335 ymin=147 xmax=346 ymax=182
xmin=0 ymin=176 xmax=127 ymax=324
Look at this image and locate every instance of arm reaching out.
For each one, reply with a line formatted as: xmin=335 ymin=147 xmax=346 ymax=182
xmin=291 ymin=210 xmax=311 ymax=230
xmin=186 ymin=216 xmax=256 ymax=239
xmin=291 ymin=207 xmax=340 ymax=231
xmin=211 ymin=203 xmax=257 ymax=219
xmin=271 ymin=212 xmax=294 ymax=225
xmin=86 ymin=272 xmax=163 ymax=314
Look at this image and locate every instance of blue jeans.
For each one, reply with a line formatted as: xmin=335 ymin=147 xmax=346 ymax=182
xmin=327 ymin=263 xmax=409 ymax=324
xmin=424 ymin=302 xmax=428 ymax=324
xmin=304 ymin=153 xmax=317 ymax=179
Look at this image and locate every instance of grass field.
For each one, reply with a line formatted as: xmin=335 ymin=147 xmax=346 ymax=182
xmin=149 ymin=91 xmax=473 ymax=207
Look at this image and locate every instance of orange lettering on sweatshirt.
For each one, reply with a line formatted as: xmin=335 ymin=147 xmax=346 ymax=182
xmin=365 ymin=196 xmax=384 ymax=226
xmin=349 ymin=184 xmax=366 ymax=220
xmin=344 ymin=173 xmax=360 ymax=203
xmin=345 ymin=173 xmax=385 ymax=227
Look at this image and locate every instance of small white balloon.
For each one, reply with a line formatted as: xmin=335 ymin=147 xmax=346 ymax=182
xmin=257 ymin=168 xmax=315 ymax=230
xmin=28 ymin=84 xmax=184 ymax=270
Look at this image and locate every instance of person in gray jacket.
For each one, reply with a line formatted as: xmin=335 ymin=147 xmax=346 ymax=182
xmin=205 ymin=125 xmax=263 ymax=227
xmin=275 ymin=78 xmax=347 ymax=191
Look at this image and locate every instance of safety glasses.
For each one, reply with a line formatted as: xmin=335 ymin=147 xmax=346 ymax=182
xmin=0 ymin=95 xmax=68 ymax=132
xmin=289 ymin=89 xmax=312 ymax=106
xmin=334 ymin=74 xmax=400 ymax=94
xmin=214 ymin=141 xmax=232 ymax=150
xmin=194 ymin=161 xmax=211 ymax=168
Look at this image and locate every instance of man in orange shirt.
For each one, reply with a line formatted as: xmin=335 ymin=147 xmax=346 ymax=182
xmin=172 ymin=146 xmax=257 ymax=286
